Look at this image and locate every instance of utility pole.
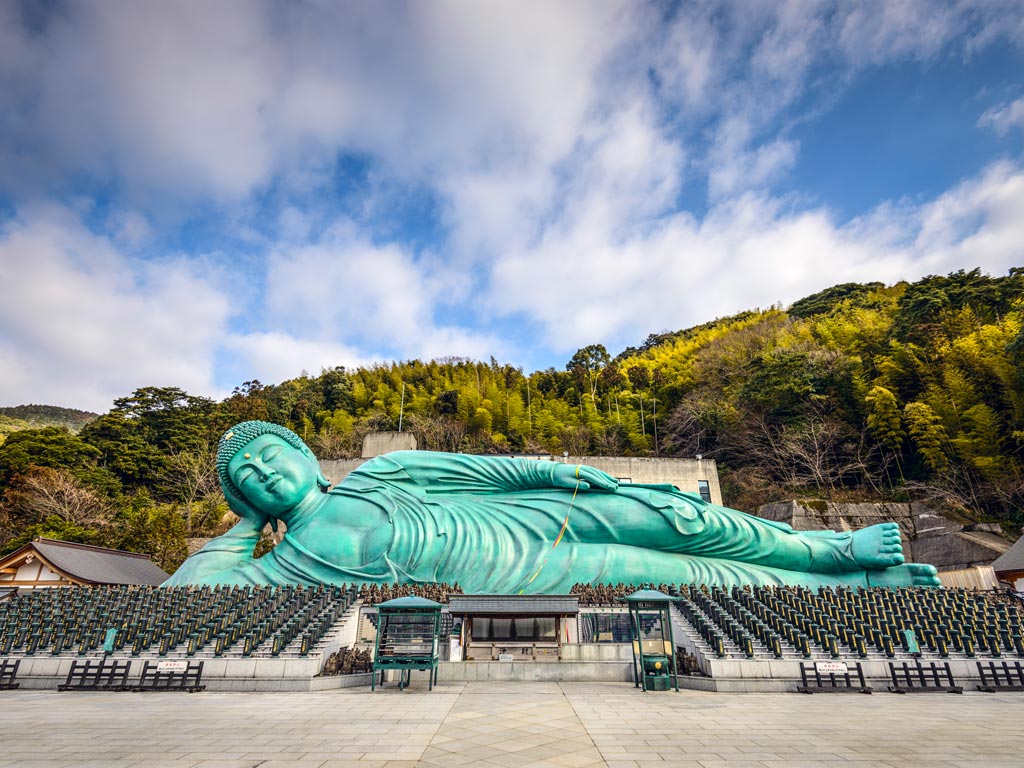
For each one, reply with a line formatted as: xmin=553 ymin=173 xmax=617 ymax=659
xmin=652 ymin=397 xmax=659 ymax=457
xmin=526 ymin=378 xmax=533 ymax=435
xmin=639 ymin=395 xmax=646 ymax=440
xmin=398 ymin=382 xmax=406 ymax=432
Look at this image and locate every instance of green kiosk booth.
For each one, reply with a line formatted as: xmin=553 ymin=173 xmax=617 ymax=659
xmin=372 ymin=596 xmax=442 ymax=691
xmin=620 ymin=589 xmax=680 ymax=692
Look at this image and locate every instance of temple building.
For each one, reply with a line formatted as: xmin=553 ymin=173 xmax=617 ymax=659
xmin=992 ymin=534 xmax=1024 ymax=591
xmin=0 ymin=538 xmax=169 ymax=590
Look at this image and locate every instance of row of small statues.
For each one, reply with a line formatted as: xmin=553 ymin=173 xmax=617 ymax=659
xmin=359 ymin=582 xmax=465 ymax=606
xmin=321 ymin=647 xmax=373 ymax=676
xmin=570 ymin=582 xmax=667 ymax=606
xmin=674 ymin=647 xmax=703 ymax=676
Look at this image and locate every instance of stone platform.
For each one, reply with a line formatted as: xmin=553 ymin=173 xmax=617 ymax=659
xmin=1 ymin=682 xmax=1022 ymax=767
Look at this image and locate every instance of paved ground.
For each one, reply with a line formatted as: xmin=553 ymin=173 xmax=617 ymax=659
xmin=1 ymin=682 xmax=1022 ymax=768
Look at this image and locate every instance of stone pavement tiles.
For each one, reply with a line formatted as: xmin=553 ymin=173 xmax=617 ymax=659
xmin=1 ymin=682 xmax=1023 ymax=767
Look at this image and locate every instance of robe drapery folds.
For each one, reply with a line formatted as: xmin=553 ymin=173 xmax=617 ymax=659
xmin=166 ymin=452 xmax=855 ymax=591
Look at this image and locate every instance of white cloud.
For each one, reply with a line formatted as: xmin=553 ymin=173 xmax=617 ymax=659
xmin=708 ymin=136 xmax=798 ymax=200
xmin=221 ymin=332 xmax=369 ymax=388
xmin=0 ymin=1 xmax=1022 ymax=401
xmin=0 ymin=206 xmax=230 ymax=411
xmin=262 ymin=224 xmax=501 ymax=362
xmin=0 ymin=1 xmax=629 ymax=205
xmin=911 ymin=160 xmax=1024 ymax=271
xmin=488 ymin=160 xmax=1024 ymax=355
xmin=978 ymin=97 xmax=1024 ymax=136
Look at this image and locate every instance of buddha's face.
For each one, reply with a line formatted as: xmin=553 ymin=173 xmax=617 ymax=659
xmin=227 ymin=434 xmax=319 ymax=515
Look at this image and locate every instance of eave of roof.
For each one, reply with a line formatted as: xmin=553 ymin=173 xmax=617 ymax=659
xmin=447 ymin=594 xmax=579 ymax=615
xmin=0 ymin=538 xmax=170 ymax=586
xmin=991 ymin=534 xmax=1024 ymax=573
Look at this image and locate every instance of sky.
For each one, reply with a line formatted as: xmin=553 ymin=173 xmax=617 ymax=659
xmin=1 ymin=1 xmax=1023 ymax=413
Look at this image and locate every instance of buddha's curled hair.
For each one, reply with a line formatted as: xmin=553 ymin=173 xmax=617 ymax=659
xmin=217 ymin=420 xmax=328 ymax=505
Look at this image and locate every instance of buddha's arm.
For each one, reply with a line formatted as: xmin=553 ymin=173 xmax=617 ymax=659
xmin=162 ymin=517 xmax=264 ymax=585
xmin=347 ymin=451 xmax=618 ymax=495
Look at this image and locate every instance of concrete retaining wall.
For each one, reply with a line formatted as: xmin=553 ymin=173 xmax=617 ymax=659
xmin=559 ymin=643 xmax=633 ymax=662
xmin=758 ymin=499 xmax=1012 ymax=571
xmin=11 ymin=643 xmax=995 ymax=692
xmin=12 ymin=655 xmax=343 ymax=692
xmin=320 ymin=454 xmax=722 ymax=505
xmin=437 ymin=660 xmax=633 ymax=683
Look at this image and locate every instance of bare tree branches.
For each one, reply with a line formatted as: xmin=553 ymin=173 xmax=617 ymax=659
xmin=3 ymin=467 xmax=113 ymax=527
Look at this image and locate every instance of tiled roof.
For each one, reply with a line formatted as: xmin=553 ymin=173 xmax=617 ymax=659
xmin=377 ymin=596 xmax=442 ymax=610
xmin=31 ymin=539 xmax=169 ymax=585
xmin=991 ymin=535 xmax=1024 ymax=574
xmin=447 ymin=594 xmax=579 ymax=614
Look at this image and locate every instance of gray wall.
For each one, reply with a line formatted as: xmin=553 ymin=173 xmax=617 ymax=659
xmin=361 ymin=431 xmax=417 ymax=458
xmin=319 ymin=453 xmax=722 ymax=505
xmin=758 ymin=499 xmax=1012 ymax=570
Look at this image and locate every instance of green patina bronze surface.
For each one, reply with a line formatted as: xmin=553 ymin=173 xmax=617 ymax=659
xmin=164 ymin=421 xmax=941 ymax=591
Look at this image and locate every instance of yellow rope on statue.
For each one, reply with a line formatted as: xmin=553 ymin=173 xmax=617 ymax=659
xmin=518 ymin=465 xmax=581 ymax=594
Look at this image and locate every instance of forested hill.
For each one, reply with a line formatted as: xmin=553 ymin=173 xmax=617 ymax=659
xmin=1 ymin=268 xmax=1022 ymax=569
xmin=0 ymin=405 xmax=97 ymax=434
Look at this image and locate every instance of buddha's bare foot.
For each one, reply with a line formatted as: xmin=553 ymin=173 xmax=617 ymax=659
xmin=866 ymin=563 xmax=940 ymax=588
xmin=851 ymin=522 xmax=904 ymax=570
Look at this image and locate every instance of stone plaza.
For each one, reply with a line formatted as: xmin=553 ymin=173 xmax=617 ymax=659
xmin=1 ymin=682 xmax=1022 ymax=768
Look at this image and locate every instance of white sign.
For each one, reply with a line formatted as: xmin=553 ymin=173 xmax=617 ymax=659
xmin=498 ymin=653 xmax=514 ymax=662
xmin=815 ymin=661 xmax=848 ymax=674
xmin=449 ymin=640 xmax=462 ymax=662
xmin=157 ymin=660 xmax=188 ymax=673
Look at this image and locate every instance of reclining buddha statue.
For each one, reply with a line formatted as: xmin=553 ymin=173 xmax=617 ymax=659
xmin=164 ymin=420 xmax=941 ymax=591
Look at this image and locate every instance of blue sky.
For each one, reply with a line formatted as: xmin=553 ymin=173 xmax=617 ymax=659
xmin=1 ymin=1 xmax=1023 ymax=413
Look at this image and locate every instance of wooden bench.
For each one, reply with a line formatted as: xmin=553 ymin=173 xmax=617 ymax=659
xmin=797 ymin=661 xmax=871 ymax=694
xmin=976 ymin=660 xmax=1024 ymax=692
xmin=887 ymin=660 xmax=962 ymax=694
xmin=0 ymin=658 xmax=20 ymax=690
xmin=134 ymin=660 xmax=205 ymax=692
xmin=58 ymin=658 xmax=133 ymax=691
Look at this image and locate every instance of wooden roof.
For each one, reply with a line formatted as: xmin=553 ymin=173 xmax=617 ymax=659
xmin=991 ymin=534 xmax=1024 ymax=575
xmin=0 ymin=538 xmax=169 ymax=587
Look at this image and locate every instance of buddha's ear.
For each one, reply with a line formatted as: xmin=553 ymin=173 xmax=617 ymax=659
xmin=300 ymin=443 xmax=332 ymax=490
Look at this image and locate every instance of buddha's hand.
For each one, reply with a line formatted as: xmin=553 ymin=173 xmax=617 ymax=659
xmin=233 ymin=507 xmax=277 ymax=535
xmin=553 ymin=463 xmax=619 ymax=492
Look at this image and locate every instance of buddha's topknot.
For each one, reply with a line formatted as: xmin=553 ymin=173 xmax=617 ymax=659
xmin=216 ymin=420 xmax=312 ymax=503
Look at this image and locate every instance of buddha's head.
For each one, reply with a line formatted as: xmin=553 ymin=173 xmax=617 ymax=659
xmin=217 ymin=421 xmax=330 ymax=520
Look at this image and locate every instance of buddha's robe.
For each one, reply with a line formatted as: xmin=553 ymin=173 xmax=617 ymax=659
xmin=166 ymin=452 xmax=859 ymax=590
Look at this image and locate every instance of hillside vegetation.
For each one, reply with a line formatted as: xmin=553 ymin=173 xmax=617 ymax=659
xmin=1 ymin=268 xmax=1022 ymax=571
xmin=0 ymin=415 xmax=32 ymax=442
xmin=0 ymin=405 xmax=97 ymax=436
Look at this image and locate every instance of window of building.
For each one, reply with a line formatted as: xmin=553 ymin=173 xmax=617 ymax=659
xmin=470 ymin=616 xmax=557 ymax=641
xmin=579 ymin=613 xmax=633 ymax=643
xmin=698 ymin=480 xmax=711 ymax=502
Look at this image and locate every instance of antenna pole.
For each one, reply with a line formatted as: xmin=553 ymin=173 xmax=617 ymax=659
xmin=398 ymin=382 xmax=406 ymax=432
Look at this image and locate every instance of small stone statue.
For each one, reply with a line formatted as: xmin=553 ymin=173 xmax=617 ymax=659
xmin=164 ymin=421 xmax=940 ymax=591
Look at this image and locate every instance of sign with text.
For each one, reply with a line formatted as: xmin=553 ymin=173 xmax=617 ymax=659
xmin=815 ymin=661 xmax=848 ymax=674
xmin=497 ymin=653 xmax=514 ymax=662
xmin=157 ymin=660 xmax=189 ymax=673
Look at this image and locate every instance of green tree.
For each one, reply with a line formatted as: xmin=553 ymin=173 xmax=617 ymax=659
xmin=865 ymin=387 xmax=904 ymax=452
xmin=567 ymin=344 xmax=611 ymax=405
xmin=110 ymin=386 xmax=218 ymax=451
xmin=865 ymin=385 xmax=906 ymax=485
xmin=903 ymin=401 xmax=950 ymax=472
